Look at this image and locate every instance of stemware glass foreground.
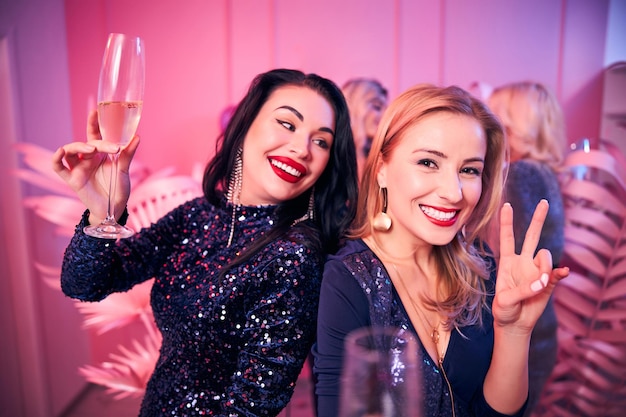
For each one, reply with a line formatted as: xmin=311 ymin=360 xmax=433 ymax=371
xmin=84 ymin=33 xmax=145 ymax=239
xmin=339 ymin=326 xmax=422 ymax=417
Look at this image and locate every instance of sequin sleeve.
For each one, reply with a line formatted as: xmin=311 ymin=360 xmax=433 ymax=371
xmin=505 ymin=160 xmax=564 ymax=264
xmin=215 ymin=238 xmax=323 ymax=416
xmin=60 ymin=200 xmax=193 ymax=301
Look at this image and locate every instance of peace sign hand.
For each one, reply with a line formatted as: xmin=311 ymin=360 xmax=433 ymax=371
xmin=492 ymin=199 xmax=569 ymax=335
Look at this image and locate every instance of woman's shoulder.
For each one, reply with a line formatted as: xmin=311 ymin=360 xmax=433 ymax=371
xmin=327 ymin=238 xmax=369 ymax=262
xmin=262 ymin=224 xmax=326 ymax=265
xmin=165 ymin=195 xmax=226 ymax=221
xmin=507 ymin=159 xmax=562 ymax=197
xmin=509 ymin=159 xmax=557 ymax=179
xmin=325 ymin=239 xmax=388 ymax=288
xmin=162 ymin=195 xmax=213 ymax=213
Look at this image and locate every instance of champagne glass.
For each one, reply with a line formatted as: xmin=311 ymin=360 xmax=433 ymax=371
xmin=339 ymin=326 xmax=421 ymax=417
xmin=84 ymin=33 xmax=145 ymax=239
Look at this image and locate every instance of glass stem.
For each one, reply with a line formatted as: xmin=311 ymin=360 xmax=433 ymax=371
xmin=105 ymin=152 xmax=120 ymax=222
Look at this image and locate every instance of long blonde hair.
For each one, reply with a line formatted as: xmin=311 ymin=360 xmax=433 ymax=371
xmin=342 ymin=78 xmax=388 ymax=176
xmin=489 ymin=81 xmax=566 ymax=170
xmin=351 ymin=84 xmax=507 ymax=328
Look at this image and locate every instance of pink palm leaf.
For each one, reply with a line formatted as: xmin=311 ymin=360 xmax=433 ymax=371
xmin=75 ymin=280 xmax=155 ymax=335
xmin=14 ymin=142 xmax=203 ymax=397
xmin=535 ymin=139 xmax=626 ymax=416
xmin=12 ymin=143 xmax=75 ymax=196
xmin=35 ymin=262 xmax=62 ymax=289
xmin=78 ymin=333 xmax=162 ymax=399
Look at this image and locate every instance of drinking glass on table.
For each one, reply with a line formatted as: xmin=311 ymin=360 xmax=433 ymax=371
xmin=84 ymin=33 xmax=145 ymax=239
xmin=339 ymin=326 xmax=421 ymax=417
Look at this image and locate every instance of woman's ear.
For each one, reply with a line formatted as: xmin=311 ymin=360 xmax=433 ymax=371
xmin=376 ymin=159 xmax=387 ymax=188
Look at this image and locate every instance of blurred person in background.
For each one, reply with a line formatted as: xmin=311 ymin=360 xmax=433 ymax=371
xmin=342 ymin=78 xmax=388 ymax=179
xmin=488 ymin=80 xmax=566 ymax=417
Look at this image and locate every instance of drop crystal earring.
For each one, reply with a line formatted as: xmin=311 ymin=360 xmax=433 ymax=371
xmin=292 ymin=187 xmax=315 ymax=225
xmin=226 ymin=148 xmax=243 ymax=247
xmin=372 ymin=187 xmax=392 ymax=231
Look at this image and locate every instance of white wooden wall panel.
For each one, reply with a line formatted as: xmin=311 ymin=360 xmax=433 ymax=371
xmin=443 ymin=0 xmax=563 ymax=89
xmin=397 ymin=0 xmax=444 ymax=90
xmin=0 ymin=1 xmax=609 ymax=415
xmin=64 ymin=0 xmax=611 ymax=174
xmin=560 ymin=0 xmax=609 ymax=143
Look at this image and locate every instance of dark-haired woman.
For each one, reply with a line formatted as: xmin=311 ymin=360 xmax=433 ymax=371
xmin=53 ymin=68 xmax=358 ymax=416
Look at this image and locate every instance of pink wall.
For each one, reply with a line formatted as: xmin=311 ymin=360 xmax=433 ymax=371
xmin=63 ymin=0 xmax=611 ymax=378
xmin=64 ymin=0 xmax=610 ymax=176
xmin=1 ymin=0 xmax=90 ymax=416
xmin=1 ymin=0 xmax=612 ymax=415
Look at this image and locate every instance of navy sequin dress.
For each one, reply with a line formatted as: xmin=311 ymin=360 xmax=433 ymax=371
xmin=505 ymin=159 xmax=563 ymax=416
xmin=61 ymin=196 xmax=323 ymax=416
xmin=313 ymin=239 xmax=527 ymax=417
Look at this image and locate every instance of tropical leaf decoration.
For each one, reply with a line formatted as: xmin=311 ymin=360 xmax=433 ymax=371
xmin=75 ymin=279 xmax=155 ymax=335
xmin=12 ymin=143 xmax=152 ymax=236
xmin=78 ymin=334 xmax=162 ymax=400
xmin=534 ymin=138 xmax=626 ymax=416
xmin=13 ymin=143 xmax=203 ymax=397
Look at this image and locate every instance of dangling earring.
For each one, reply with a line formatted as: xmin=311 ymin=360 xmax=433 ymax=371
xmin=226 ymin=148 xmax=243 ymax=204
xmin=372 ymin=187 xmax=392 ymax=231
xmin=227 ymin=148 xmax=243 ymax=247
xmin=306 ymin=187 xmax=315 ymax=221
xmin=292 ymin=187 xmax=315 ymax=225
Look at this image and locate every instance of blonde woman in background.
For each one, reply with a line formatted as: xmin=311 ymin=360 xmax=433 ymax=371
xmin=488 ymin=81 xmax=566 ymax=417
xmin=342 ymin=78 xmax=388 ymax=179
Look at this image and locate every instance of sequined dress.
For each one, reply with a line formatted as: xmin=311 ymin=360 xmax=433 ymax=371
xmin=61 ymin=196 xmax=323 ymax=416
xmin=313 ymin=239 xmax=527 ymax=417
xmin=506 ymin=159 xmax=563 ymax=416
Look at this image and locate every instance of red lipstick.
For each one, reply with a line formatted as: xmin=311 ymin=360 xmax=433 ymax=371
xmin=268 ymin=156 xmax=306 ymax=184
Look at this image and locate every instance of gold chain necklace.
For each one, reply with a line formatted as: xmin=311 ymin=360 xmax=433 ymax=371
xmin=389 ymin=262 xmax=457 ymax=417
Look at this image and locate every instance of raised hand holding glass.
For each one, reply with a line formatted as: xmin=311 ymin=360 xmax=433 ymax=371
xmin=84 ymin=33 xmax=145 ymax=239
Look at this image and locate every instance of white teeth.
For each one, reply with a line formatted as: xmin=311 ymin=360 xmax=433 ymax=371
xmin=421 ymin=206 xmax=456 ymax=221
xmin=271 ymin=159 xmax=302 ymax=177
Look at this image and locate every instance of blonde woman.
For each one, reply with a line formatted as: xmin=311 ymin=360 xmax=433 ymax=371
xmin=313 ymin=84 xmax=569 ymax=417
xmin=342 ymin=78 xmax=388 ymax=179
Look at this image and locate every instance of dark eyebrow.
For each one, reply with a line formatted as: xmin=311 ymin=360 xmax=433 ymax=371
xmin=417 ymin=148 xmax=484 ymax=164
xmin=276 ymin=105 xmax=335 ymax=136
xmin=419 ymin=148 xmax=444 ymax=158
xmin=465 ymin=157 xmax=485 ymax=164
xmin=276 ymin=105 xmax=303 ymax=121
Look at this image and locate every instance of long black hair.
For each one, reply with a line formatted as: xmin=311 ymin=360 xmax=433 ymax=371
xmin=203 ymin=69 xmax=358 ymax=263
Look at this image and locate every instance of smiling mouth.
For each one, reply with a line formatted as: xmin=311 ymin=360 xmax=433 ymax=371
xmin=420 ymin=205 xmax=459 ymax=225
xmin=269 ymin=157 xmax=305 ymax=183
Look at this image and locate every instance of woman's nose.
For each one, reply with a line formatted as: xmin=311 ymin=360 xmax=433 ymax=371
xmin=437 ymin=172 xmax=463 ymax=202
xmin=289 ymin=135 xmax=311 ymax=159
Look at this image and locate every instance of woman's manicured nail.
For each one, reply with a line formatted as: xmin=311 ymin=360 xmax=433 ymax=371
xmin=531 ymin=273 xmax=549 ymax=292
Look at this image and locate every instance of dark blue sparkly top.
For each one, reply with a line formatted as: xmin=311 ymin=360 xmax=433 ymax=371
xmin=61 ymin=196 xmax=323 ymax=416
xmin=313 ymin=239 xmax=526 ymax=417
xmin=506 ymin=159 xmax=563 ymax=417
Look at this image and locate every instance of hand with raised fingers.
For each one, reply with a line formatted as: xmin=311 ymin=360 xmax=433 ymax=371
xmin=492 ymin=199 xmax=569 ymax=334
xmin=51 ymin=109 xmax=140 ymax=224
xmin=86 ymin=109 xmax=102 ymax=141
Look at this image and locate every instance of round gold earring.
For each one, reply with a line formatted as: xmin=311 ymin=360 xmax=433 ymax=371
xmin=372 ymin=187 xmax=392 ymax=231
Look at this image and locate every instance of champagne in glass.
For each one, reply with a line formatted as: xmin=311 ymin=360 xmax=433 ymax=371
xmin=339 ymin=326 xmax=422 ymax=417
xmin=84 ymin=33 xmax=145 ymax=239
